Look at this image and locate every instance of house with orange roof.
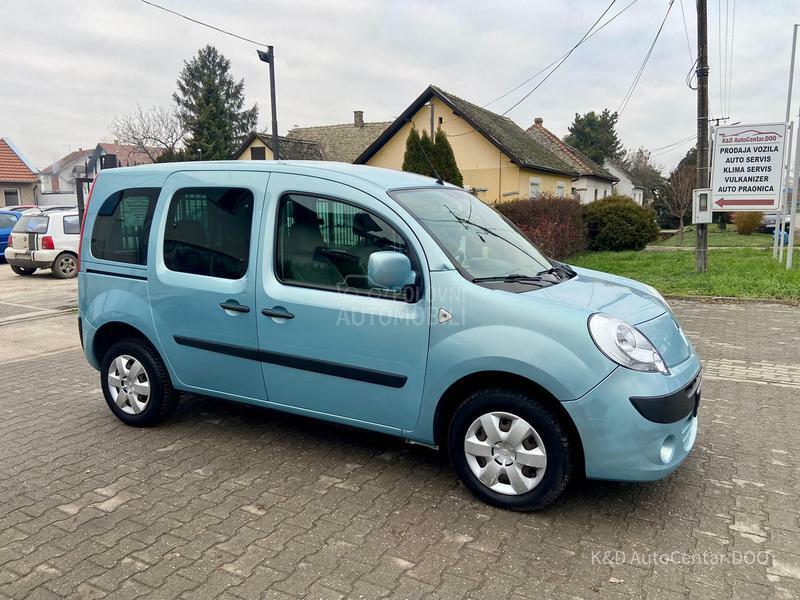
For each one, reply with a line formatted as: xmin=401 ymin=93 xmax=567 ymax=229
xmin=0 ymin=137 xmax=40 ymax=207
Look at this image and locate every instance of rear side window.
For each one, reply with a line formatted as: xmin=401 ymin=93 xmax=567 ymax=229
xmin=13 ymin=215 xmax=49 ymax=234
xmin=91 ymin=188 xmax=160 ymax=265
xmin=163 ymin=187 xmax=253 ymax=280
xmin=63 ymin=215 xmax=80 ymax=235
xmin=0 ymin=214 xmax=17 ymax=229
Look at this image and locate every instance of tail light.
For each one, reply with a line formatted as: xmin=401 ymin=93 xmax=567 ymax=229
xmin=42 ymin=236 xmax=55 ymax=250
xmin=78 ymin=176 xmax=98 ymax=268
xmin=7 ymin=236 xmax=12 ymax=248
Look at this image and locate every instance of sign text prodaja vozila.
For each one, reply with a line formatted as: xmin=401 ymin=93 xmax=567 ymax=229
xmin=711 ymin=122 xmax=788 ymax=211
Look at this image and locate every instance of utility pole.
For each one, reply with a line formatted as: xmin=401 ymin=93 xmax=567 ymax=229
xmin=695 ymin=0 xmax=710 ymax=272
xmin=257 ymin=46 xmax=279 ymax=160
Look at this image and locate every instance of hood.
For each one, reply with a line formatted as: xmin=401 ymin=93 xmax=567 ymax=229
xmin=522 ymin=266 xmax=692 ymax=367
xmin=525 ymin=266 xmax=667 ymax=325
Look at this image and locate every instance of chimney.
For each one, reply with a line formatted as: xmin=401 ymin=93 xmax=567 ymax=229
xmin=534 ymin=117 xmax=544 ymax=126
xmin=354 ymin=110 xmax=364 ymax=128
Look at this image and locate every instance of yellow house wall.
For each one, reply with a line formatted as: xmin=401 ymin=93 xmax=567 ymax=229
xmin=236 ymin=139 xmax=274 ymax=160
xmin=365 ymin=96 xmax=571 ymax=204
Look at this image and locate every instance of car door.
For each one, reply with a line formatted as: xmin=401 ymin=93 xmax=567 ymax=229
xmin=149 ymin=170 xmax=269 ymax=402
xmin=256 ymin=173 xmax=431 ymax=431
xmin=0 ymin=212 xmax=18 ymax=251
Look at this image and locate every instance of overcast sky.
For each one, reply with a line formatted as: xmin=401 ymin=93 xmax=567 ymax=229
xmin=1 ymin=0 xmax=798 ymax=173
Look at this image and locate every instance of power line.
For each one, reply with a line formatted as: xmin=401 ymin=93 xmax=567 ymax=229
xmin=446 ymin=0 xmax=621 ymax=138
xmin=616 ymin=0 xmax=675 ymax=118
xmin=139 ymin=0 xmax=269 ymax=47
xmin=483 ymin=0 xmax=640 ymax=108
xmin=499 ymin=0 xmax=619 ymax=117
xmin=678 ymin=0 xmax=693 ymax=62
xmin=650 ymin=133 xmax=696 ymax=153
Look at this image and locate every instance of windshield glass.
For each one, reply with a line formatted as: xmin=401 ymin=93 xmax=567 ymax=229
xmin=391 ymin=188 xmax=552 ymax=280
xmin=13 ymin=215 xmax=49 ymax=234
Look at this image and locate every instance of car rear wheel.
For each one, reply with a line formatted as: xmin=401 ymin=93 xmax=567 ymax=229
xmin=448 ymin=388 xmax=573 ymax=511
xmin=52 ymin=253 xmax=78 ymax=279
xmin=10 ymin=265 xmax=36 ymax=276
xmin=100 ymin=338 xmax=178 ymax=426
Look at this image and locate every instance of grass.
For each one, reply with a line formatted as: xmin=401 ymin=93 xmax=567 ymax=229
xmin=653 ymin=225 xmax=774 ymax=248
xmin=570 ymin=248 xmax=800 ymax=301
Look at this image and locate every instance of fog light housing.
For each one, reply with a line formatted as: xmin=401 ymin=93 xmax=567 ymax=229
xmin=660 ymin=435 xmax=676 ymax=464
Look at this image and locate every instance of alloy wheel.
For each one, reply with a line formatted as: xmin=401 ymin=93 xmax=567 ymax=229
xmin=107 ymin=355 xmax=151 ymax=415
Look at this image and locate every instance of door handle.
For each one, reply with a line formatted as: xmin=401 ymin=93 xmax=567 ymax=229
xmin=261 ymin=307 xmax=294 ymax=319
xmin=219 ymin=302 xmax=250 ymax=313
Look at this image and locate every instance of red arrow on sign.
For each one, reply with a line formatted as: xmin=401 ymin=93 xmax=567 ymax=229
xmin=714 ymin=198 xmax=774 ymax=208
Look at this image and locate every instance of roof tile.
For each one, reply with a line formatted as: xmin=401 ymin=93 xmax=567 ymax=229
xmin=0 ymin=138 xmax=39 ymax=183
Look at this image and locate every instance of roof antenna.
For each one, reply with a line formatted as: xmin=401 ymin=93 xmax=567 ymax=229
xmin=413 ymin=130 xmax=443 ymax=185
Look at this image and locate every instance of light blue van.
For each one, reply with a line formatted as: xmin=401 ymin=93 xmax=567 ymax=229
xmin=78 ymin=161 xmax=701 ymax=511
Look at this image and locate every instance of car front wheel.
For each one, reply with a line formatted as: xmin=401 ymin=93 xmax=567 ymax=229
xmin=448 ymin=388 xmax=574 ymax=511
xmin=100 ymin=338 xmax=178 ymax=426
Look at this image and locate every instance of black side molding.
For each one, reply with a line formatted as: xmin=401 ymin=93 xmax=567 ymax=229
xmin=629 ymin=370 xmax=702 ymax=424
xmin=173 ymin=336 xmax=407 ymax=389
xmin=86 ymin=268 xmax=148 ymax=281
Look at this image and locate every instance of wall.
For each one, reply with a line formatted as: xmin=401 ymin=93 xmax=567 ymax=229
xmin=572 ymin=176 xmax=613 ymax=204
xmin=604 ymin=161 xmax=644 ymax=204
xmin=365 ymin=97 xmax=567 ymax=204
xmin=236 ymin=139 xmax=274 ymax=160
xmin=0 ymin=182 xmax=37 ymax=206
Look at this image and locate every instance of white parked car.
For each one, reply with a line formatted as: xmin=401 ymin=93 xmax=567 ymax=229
xmin=4 ymin=208 xmax=80 ymax=278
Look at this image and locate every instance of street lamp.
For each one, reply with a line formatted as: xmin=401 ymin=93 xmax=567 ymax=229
xmin=257 ymin=46 xmax=279 ymax=160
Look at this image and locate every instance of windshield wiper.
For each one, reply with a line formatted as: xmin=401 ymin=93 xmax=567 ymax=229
xmin=472 ymin=273 xmax=544 ymax=283
xmin=536 ymin=263 xmax=576 ymax=280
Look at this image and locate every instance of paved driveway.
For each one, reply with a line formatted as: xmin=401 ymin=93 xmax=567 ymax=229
xmin=0 ymin=299 xmax=799 ymax=599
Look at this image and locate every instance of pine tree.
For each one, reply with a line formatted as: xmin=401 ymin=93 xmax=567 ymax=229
xmin=563 ymin=109 xmax=625 ymax=165
xmin=401 ymin=127 xmax=425 ymax=174
xmin=433 ymin=128 xmax=463 ymax=187
xmin=173 ymin=45 xmax=258 ymax=160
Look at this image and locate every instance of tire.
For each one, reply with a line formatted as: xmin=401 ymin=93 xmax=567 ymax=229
xmin=447 ymin=388 xmax=574 ymax=511
xmin=10 ymin=265 xmax=36 ymax=276
xmin=100 ymin=338 xmax=179 ymax=427
xmin=52 ymin=253 xmax=78 ymax=279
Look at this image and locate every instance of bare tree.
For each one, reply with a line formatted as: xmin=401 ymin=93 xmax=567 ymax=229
xmin=110 ymin=105 xmax=186 ymax=162
xmin=666 ymin=162 xmax=696 ymax=241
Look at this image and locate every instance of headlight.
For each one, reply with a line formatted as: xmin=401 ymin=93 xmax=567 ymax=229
xmin=588 ymin=313 xmax=669 ymax=374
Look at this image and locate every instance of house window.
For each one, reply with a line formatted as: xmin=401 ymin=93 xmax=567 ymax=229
xmin=438 ymin=117 xmax=443 ymax=125
xmin=603 ymin=189 xmax=609 ymax=198
xmin=3 ymin=189 xmax=20 ymax=206
xmin=529 ymin=177 xmax=541 ymax=198
xmin=556 ymin=182 xmax=566 ymax=198
xmin=250 ymin=146 xmax=266 ymax=160
xmin=593 ymin=188 xmax=598 ymax=201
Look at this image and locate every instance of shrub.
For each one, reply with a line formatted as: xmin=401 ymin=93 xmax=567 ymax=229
xmin=583 ymin=195 xmax=659 ymax=251
xmin=734 ymin=211 xmax=763 ymax=235
xmin=495 ymin=194 xmax=586 ymax=259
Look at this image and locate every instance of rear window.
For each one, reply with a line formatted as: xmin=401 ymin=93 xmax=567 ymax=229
xmin=0 ymin=214 xmax=18 ymax=229
xmin=13 ymin=215 xmax=49 ymax=234
xmin=91 ymin=188 xmax=160 ymax=265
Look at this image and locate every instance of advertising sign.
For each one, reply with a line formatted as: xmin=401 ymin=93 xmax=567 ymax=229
xmin=710 ymin=123 xmax=788 ymax=211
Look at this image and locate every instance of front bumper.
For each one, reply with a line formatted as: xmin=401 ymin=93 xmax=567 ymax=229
xmin=4 ymin=248 xmax=58 ymax=269
xmin=563 ymin=353 xmax=701 ymax=482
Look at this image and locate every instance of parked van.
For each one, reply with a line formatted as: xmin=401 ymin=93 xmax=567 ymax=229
xmin=78 ymin=162 xmax=701 ymax=511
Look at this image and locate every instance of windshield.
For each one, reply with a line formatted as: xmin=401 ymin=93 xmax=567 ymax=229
xmin=13 ymin=215 xmax=49 ymax=234
xmin=391 ymin=188 xmax=552 ymax=280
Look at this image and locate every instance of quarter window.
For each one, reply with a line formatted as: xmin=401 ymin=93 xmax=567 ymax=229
xmin=276 ymin=194 xmax=411 ymax=295
xmin=0 ymin=214 xmax=17 ymax=229
xmin=63 ymin=215 xmax=80 ymax=235
xmin=91 ymin=188 xmax=160 ymax=265
xmin=164 ymin=187 xmax=253 ymax=279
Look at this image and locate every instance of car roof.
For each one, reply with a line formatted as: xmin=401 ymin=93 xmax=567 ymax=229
xmin=0 ymin=209 xmax=23 ymax=215
xmin=96 ymin=160 xmax=457 ymax=192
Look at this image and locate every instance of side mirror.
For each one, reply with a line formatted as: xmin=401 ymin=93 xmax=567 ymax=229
xmin=367 ymin=251 xmax=415 ymax=293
